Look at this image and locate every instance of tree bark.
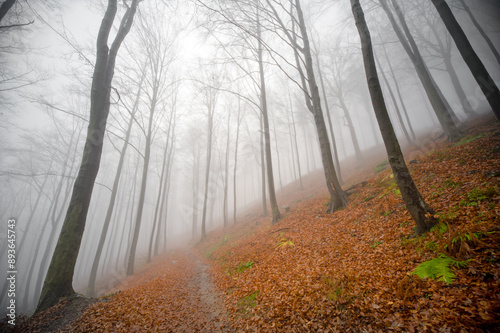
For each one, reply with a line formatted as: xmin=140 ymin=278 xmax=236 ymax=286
xmin=379 ymin=0 xmax=461 ymax=141
xmin=456 ymin=0 xmax=500 ymax=68
xmin=257 ymin=8 xmax=281 ymax=224
xmin=351 ymin=0 xmax=435 ymax=236
xmin=0 ymin=0 xmax=15 ymax=23
xmin=316 ymin=52 xmax=342 ymax=184
xmin=293 ymin=0 xmax=347 ymax=211
xmin=431 ymin=0 xmax=500 ymax=120
xmin=223 ymin=113 xmax=231 ymax=227
xmin=375 ymin=55 xmax=413 ymax=145
xmin=233 ymin=100 xmax=242 ymax=224
xmin=88 ymin=73 xmax=141 ymax=295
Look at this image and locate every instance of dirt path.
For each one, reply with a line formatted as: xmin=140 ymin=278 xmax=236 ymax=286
xmin=13 ymin=250 xmax=231 ymax=332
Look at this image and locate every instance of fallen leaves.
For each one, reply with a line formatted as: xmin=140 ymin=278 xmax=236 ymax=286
xmin=199 ymin=115 xmax=500 ymax=332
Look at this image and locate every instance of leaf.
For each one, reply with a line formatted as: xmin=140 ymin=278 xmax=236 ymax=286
xmin=411 ymin=254 xmax=469 ymax=284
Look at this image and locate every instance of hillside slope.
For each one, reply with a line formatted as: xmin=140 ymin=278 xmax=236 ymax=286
xmin=7 ymin=115 xmax=499 ymax=332
xmin=198 ymin=115 xmax=499 ymax=332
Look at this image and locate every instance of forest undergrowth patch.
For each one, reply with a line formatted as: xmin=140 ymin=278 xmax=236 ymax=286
xmin=198 ymin=115 xmax=500 ymax=332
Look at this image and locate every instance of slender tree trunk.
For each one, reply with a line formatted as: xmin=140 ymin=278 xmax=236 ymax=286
xmin=35 ymin=0 xmax=139 ymax=313
xmin=431 ymin=0 xmax=500 ymax=120
xmin=379 ymin=0 xmax=461 ymax=140
xmin=233 ymin=102 xmax=242 ymax=224
xmin=375 ymin=55 xmax=413 ymax=145
xmin=127 ymin=98 xmax=155 ymax=275
xmin=259 ymin=113 xmax=267 ymax=216
xmin=422 ymin=21 xmax=475 ymax=117
xmin=294 ymin=0 xmax=347 ymax=211
xmin=288 ymin=93 xmax=303 ymax=189
xmin=456 ymin=0 xmax=500 ymax=67
xmin=121 ymin=156 xmax=140 ymax=271
xmin=192 ymin=153 xmax=200 ymax=238
xmin=257 ymin=11 xmax=281 ymax=224
xmin=380 ymin=41 xmax=417 ymax=140
xmin=88 ymin=77 xmax=140 ymax=295
xmin=351 ymin=0 xmax=435 ymax=235
xmin=0 ymin=0 xmax=15 ymax=23
xmin=223 ymin=113 xmax=231 ymax=227
xmin=148 ymin=110 xmax=174 ymax=261
xmin=16 ymin=160 xmax=52 ymax=260
xmin=316 ymin=52 xmax=342 ymax=184
xmin=271 ymin=115 xmax=283 ymax=189
xmin=201 ymin=91 xmax=216 ymax=240
xmin=338 ymin=95 xmax=362 ymax=161
xmin=155 ymin=121 xmax=175 ymax=256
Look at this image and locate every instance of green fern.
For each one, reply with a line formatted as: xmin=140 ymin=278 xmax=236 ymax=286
xmin=411 ymin=254 xmax=469 ymax=284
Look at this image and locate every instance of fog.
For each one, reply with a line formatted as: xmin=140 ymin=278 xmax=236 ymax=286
xmin=0 ymin=0 xmax=499 ymax=315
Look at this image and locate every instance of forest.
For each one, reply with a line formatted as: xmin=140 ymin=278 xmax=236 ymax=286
xmin=0 ymin=0 xmax=499 ymax=331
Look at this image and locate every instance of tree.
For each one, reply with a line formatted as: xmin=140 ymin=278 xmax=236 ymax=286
xmin=200 ymin=74 xmax=220 ymax=240
xmin=87 ymin=71 xmax=143 ymax=296
xmin=378 ymin=0 xmax=461 ymax=141
xmin=351 ymin=0 xmax=436 ymax=235
xmin=456 ymin=0 xmax=500 ymax=68
xmin=35 ymin=0 xmax=140 ymax=313
xmin=430 ymin=0 xmax=500 ymax=121
xmin=0 ymin=0 xmax=16 ymax=23
xmin=256 ymin=2 xmax=281 ymax=224
xmin=126 ymin=3 xmax=177 ymax=275
xmin=266 ymin=0 xmax=347 ymax=212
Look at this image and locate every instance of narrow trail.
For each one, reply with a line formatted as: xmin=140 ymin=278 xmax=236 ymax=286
xmin=62 ymin=249 xmax=232 ymax=332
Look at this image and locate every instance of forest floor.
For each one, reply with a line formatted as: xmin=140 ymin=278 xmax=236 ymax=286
xmin=5 ymin=114 xmax=500 ymax=332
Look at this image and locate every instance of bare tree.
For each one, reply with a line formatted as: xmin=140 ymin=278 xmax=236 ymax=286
xmin=265 ymin=0 xmax=347 ymax=211
xmin=431 ymin=0 xmax=500 ymax=120
xmin=351 ymin=0 xmax=436 ymax=235
xmin=36 ymin=0 xmax=140 ymax=313
xmin=378 ymin=0 xmax=461 ymax=140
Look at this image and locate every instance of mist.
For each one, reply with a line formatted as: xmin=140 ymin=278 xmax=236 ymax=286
xmin=0 ymin=0 xmax=499 ymax=316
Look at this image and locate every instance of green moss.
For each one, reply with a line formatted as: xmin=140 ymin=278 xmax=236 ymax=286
xmin=454 ymin=133 xmax=486 ymax=146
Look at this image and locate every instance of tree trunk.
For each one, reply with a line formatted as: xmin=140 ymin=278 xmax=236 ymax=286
xmin=316 ymin=52 xmax=342 ymax=184
xmin=337 ymin=95 xmax=362 ymax=161
xmin=456 ymin=0 xmax=500 ymax=68
xmin=201 ymin=90 xmax=216 ymax=240
xmin=0 ymin=0 xmax=16 ymax=23
xmin=259 ymin=113 xmax=267 ymax=216
xmin=127 ymin=93 xmax=156 ymax=276
xmin=257 ymin=10 xmax=281 ymax=224
xmin=288 ymin=92 xmax=303 ymax=189
xmin=379 ymin=0 xmax=461 ymax=141
xmin=422 ymin=20 xmax=475 ymax=117
xmin=223 ymin=113 xmax=231 ymax=227
xmin=294 ymin=0 xmax=347 ymax=211
xmin=431 ymin=0 xmax=500 ymax=120
xmin=380 ymin=41 xmax=417 ymax=140
xmin=375 ymin=55 xmax=413 ymax=145
xmin=88 ymin=74 xmax=141 ymax=295
xmin=148 ymin=107 xmax=175 ymax=261
xmin=233 ymin=101 xmax=242 ymax=224
xmin=351 ymin=0 xmax=435 ymax=235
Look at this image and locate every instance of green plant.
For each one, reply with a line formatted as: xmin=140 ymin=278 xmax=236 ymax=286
xmin=411 ymin=254 xmax=469 ymax=284
xmin=430 ymin=222 xmax=449 ymax=235
xmin=381 ymin=210 xmax=392 ymax=217
xmin=237 ymin=291 xmax=259 ymax=314
xmin=460 ymin=186 xmax=498 ymax=206
xmin=425 ymin=241 xmax=438 ymax=252
xmin=235 ymin=261 xmax=255 ymax=274
xmin=454 ymin=133 xmax=486 ymax=146
xmin=442 ymin=180 xmax=462 ymax=188
xmin=276 ymin=238 xmax=294 ymax=249
xmin=370 ymin=240 xmax=383 ymax=248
